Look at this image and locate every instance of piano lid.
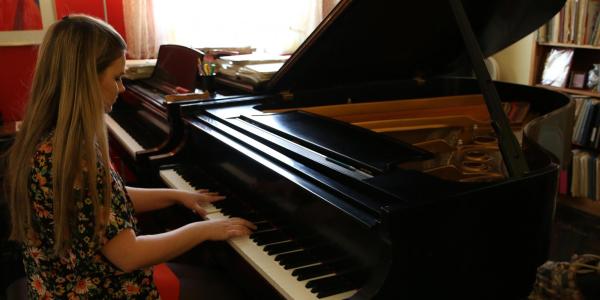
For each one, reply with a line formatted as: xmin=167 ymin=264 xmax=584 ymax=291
xmin=267 ymin=0 xmax=565 ymax=93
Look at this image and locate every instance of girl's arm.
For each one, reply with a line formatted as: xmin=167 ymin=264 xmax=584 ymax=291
xmin=101 ymin=217 xmax=255 ymax=272
xmin=126 ymin=186 xmax=224 ymax=215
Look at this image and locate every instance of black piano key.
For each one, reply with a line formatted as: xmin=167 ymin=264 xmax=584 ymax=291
xmin=264 ymin=241 xmax=302 ymax=255
xmin=292 ymin=264 xmax=334 ymax=281
xmin=251 ymin=230 xmax=290 ymax=246
xmin=251 ymin=221 xmax=273 ymax=232
xmin=315 ymin=278 xmax=358 ymax=299
xmin=306 ymin=274 xmax=344 ymax=289
xmin=276 ymin=250 xmax=323 ymax=269
xmin=219 ymin=206 xmax=261 ymax=219
xmin=307 ymin=274 xmax=357 ymax=296
xmin=309 ymin=270 xmax=365 ymax=298
xmin=218 ymin=204 xmax=257 ymax=219
xmin=292 ymin=258 xmax=354 ymax=281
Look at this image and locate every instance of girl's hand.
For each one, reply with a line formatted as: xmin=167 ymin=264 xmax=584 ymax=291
xmin=178 ymin=189 xmax=225 ymax=216
xmin=201 ymin=217 xmax=257 ymax=240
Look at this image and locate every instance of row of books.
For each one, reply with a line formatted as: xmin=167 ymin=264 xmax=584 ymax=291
xmin=572 ymin=96 xmax=600 ymax=148
xmin=538 ymin=0 xmax=600 ymax=45
xmin=124 ymin=59 xmax=156 ymax=80
xmin=570 ymin=149 xmax=600 ymax=200
xmin=213 ymin=53 xmax=290 ymax=92
xmin=217 ymin=53 xmax=289 ymax=85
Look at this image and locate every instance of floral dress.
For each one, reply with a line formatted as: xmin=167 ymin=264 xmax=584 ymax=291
xmin=22 ymin=132 xmax=160 ymax=299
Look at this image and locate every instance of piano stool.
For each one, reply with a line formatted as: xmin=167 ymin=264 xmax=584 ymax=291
xmin=4 ymin=277 xmax=26 ymax=300
xmin=154 ymin=263 xmax=180 ymax=300
xmin=155 ymin=262 xmax=247 ymax=300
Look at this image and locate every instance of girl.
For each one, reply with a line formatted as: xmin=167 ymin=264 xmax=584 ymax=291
xmin=5 ymin=14 xmax=255 ymax=299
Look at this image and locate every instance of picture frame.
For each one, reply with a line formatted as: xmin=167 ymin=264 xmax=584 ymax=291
xmin=569 ymin=71 xmax=587 ymax=89
xmin=0 ymin=0 xmax=56 ymax=46
xmin=540 ymin=48 xmax=574 ymax=88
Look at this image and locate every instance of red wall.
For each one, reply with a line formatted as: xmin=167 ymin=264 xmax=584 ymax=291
xmin=0 ymin=0 xmax=126 ymax=122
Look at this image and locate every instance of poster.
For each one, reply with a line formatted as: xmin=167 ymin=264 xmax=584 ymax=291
xmin=0 ymin=0 xmax=56 ymax=45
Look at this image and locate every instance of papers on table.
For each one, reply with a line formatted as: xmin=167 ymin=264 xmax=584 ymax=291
xmin=124 ymin=59 xmax=157 ymax=80
xmin=217 ymin=54 xmax=289 ymax=85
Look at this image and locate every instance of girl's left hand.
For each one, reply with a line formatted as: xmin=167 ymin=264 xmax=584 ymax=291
xmin=178 ymin=189 xmax=225 ymax=216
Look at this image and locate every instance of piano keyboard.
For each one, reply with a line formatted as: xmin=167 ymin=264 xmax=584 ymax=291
xmin=159 ymin=168 xmax=360 ymax=300
xmin=105 ymin=114 xmax=144 ymax=157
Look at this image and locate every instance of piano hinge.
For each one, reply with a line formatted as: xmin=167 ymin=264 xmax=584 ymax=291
xmin=413 ymin=75 xmax=426 ymax=86
xmin=279 ymin=90 xmax=294 ymax=101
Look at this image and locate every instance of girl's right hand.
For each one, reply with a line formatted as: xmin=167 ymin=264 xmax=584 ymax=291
xmin=201 ymin=217 xmax=257 ymax=241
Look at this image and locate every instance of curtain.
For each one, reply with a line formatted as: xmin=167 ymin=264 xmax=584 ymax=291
xmin=322 ymin=0 xmax=339 ymax=18
xmin=122 ymin=0 xmax=158 ymax=59
xmin=123 ymin=0 xmax=340 ymax=57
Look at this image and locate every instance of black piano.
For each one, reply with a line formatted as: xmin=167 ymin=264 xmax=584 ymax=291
xmin=152 ymin=0 xmax=576 ymax=298
xmin=107 ymin=44 xmax=262 ymax=183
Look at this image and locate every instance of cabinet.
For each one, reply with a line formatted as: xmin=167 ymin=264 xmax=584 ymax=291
xmin=530 ymin=1 xmax=600 ymax=215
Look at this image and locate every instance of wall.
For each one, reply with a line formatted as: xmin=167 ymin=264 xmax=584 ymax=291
xmin=0 ymin=0 xmax=125 ymax=122
xmin=492 ymin=33 xmax=535 ymax=85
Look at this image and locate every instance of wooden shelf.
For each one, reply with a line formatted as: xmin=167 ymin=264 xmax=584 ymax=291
xmin=536 ymin=84 xmax=600 ymax=98
xmin=537 ymin=42 xmax=600 ymax=50
xmin=559 ymin=195 xmax=600 ymax=218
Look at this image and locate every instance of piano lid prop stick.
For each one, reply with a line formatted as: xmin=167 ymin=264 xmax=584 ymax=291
xmin=449 ymin=0 xmax=529 ymax=178
xmin=164 ymin=92 xmax=211 ymax=103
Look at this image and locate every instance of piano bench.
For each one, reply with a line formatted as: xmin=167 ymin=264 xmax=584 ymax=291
xmin=155 ymin=262 xmax=247 ymax=300
xmin=4 ymin=277 xmax=26 ymax=300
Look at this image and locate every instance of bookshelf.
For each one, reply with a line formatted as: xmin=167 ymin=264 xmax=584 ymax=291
xmin=531 ymin=43 xmax=600 ymax=96
xmin=531 ymin=0 xmax=600 ymax=207
xmin=559 ymin=194 xmax=600 ymax=218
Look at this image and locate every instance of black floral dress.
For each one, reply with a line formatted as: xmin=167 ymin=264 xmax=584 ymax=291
xmin=22 ymin=132 xmax=160 ymax=299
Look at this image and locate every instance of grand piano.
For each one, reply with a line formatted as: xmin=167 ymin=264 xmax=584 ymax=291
xmin=106 ymin=44 xmax=263 ymax=184
xmin=121 ymin=0 xmax=575 ymax=298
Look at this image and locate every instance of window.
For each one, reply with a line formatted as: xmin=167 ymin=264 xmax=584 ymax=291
xmin=123 ymin=0 xmax=340 ymax=59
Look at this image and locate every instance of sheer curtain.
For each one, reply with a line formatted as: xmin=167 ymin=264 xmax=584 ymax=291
xmin=122 ymin=0 xmax=158 ymax=59
xmin=153 ymin=0 xmax=322 ymax=55
xmin=123 ymin=0 xmax=340 ymax=58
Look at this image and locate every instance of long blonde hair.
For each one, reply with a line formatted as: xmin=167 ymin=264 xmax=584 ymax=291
xmin=6 ymin=14 xmax=126 ymax=254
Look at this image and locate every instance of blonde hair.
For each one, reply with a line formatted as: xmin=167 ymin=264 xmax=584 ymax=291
xmin=6 ymin=14 xmax=126 ymax=254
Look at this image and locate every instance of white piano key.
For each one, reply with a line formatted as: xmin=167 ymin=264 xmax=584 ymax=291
xmin=160 ymin=168 xmax=357 ymax=300
xmin=159 ymin=169 xmax=220 ymax=214
xmin=105 ymin=114 xmax=144 ymax=157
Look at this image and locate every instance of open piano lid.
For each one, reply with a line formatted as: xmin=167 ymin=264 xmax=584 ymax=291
xmin=267 ymin=0 xmax=565 ymax=93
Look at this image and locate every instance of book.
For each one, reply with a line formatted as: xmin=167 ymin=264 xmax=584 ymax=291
xmin=217 ymin=53 xmax=289 ymax=88
xmin=235 ymin=62 xmax=285 ymax=84
xmin=540 ymin=48 xmax=574 ymax=87
xmin=571 ymin=149 xmax=582 ymax=197
xmin=588 ymin=154 xmax=596 ymax=199
xmin=588 ymin=102 xmax=600 ymax=147
xmin=197 ymin=46 xmax=255 ymax=56
xmin=572 ymin=97 xmax=591 ymax=144
xmin=124 ymin=59 xmax=157 ymax=80
xmin=596 ymin=157 xmax=600 ymax=200
xmin=580 ymin=100 xmax=599 ymax=146
xmin=217 ymin=53 xmax=290 ymax=67
xmin=581 ymin=151 xmax=591 ymax=198
xmin=584 ymin=0 xmax=600 ymax=43
xmin=559 ymin=169 xmax=569 ymax=195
